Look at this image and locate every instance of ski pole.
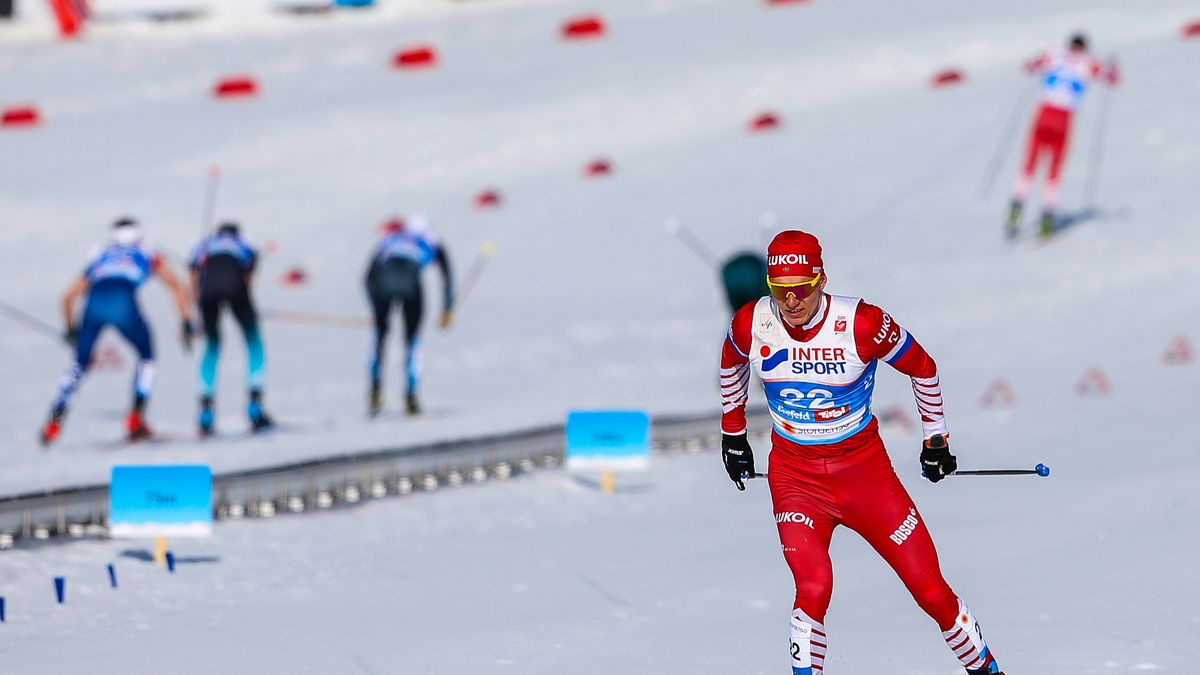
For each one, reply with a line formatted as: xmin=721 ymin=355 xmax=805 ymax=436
xmin=0 ymin=299 xmax=62 ymax=343
xmin=976 ymin=78 xmax=1038 ymax=200
xmin=664 ymin=217 xmax=719 ymax=267
xmin=154 ymin=244 xmax=189 ymax=266
xmin=200 ymin=164 xmax=221 ymax=235
xmin=1082 ymin=57 xmax=1116 ymax=211
xmin=750 ymin=464 xmax=1051 ymax=481
xmin=759 ymin=211 xmax=778 ymax=249
xmin=951 ymin=463 xmax=1050 ymax=477
xmin=451 ymin=241 xmax=497 ymax=313
xmin=261 ymin=309 xmax=371 ymax=328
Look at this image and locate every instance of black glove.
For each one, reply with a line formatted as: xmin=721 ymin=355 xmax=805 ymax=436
xmin=63 ymin=325 xmax=78 ymax=346
xmin=721 ymin=433 xmax=755 ymax=491
xmin=181 ymin=319 xmax=195 ymax=353
xmin=920 ymin=434 xmax=957 ymax=483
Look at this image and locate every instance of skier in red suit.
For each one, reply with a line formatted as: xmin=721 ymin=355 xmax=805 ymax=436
xmin=719 ymin=230 xmax=1005 ymax=675
xmin=1006 ymin=32 xmax=1119 ymax=239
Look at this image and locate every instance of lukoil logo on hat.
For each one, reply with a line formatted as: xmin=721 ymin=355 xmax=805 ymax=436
xmin=767 ymin=230 xmax=823 ymax=278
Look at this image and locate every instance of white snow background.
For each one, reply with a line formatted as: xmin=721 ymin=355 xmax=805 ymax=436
xmin=1 ymin=0 xmax=1199 ymax=672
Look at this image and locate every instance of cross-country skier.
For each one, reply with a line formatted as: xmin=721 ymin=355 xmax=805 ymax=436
xmin=188 ymin=221 xmax=272 ymax=436
xmin=40 ymin=218 xmax=193 ymax=445
xmin=1006 ymin=32 xmax=1119 ymax=239
xmin=719 ymin=230 xmax=1005 ymax=674
xmin=365 ymin=214 xmax=453 ymax=417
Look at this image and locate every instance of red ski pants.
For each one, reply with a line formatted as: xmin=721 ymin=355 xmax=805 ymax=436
xmin=768 ymin=436 xmax=959 ymax=630
xmin=1020 ymin=104 xmax=1073 ymax=184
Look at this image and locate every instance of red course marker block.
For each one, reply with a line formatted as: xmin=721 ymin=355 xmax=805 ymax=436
xmin=562 ymin=15 xmax=606 ymax=40
xmin=213 ymin=76 xmax=259 ymax=99
xmin=475 ymin=189 xmax=502 ymax=209
xmin=1074 ymin=367 xmax=1112 ymax=396
xmin=281 ymin=267 xmax=308 ymax=287
xmin=1163 ymin=336 xmax=1194 ymax=364
xmin=877 ymin=406 xmax=914 ymax=431
xmin=748 ymin=111 xmax=781 ymax=133
xmin=930 ymin=69 xmax=965 ymax=88
xmin=1182 ymin=21 xmax=1200 ymax=38
xmin=1 ymin=105 xmax=41 ymax=128
xmin=392 ymin=45 xmax=438 ymax=69
xmin=90 ymin=344 xmax=126 ymax=372
xmin=584 ymin=158 xmax=612 ymax=177
xmin=979 ymin=378 xmax=1016 ymax=408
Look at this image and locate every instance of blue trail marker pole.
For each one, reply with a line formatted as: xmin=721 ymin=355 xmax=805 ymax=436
xmin=1 ymin=596 xmax=6 ymax=622
xmin=54 ymin=577 xmax=65 ymax=604
xmin=107 ymin=564 xmax=118 ymax=589
xmin=166 ymin=552 xmax=176 ymax=573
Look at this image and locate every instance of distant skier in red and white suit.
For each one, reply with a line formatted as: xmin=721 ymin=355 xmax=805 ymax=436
xmin=1007 ymin=32 xmax=1119 ymax=239
xmin=719 ymin=230 xmax=1005 ymax=675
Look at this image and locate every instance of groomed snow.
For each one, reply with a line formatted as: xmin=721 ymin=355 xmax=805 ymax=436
xmin=2 ymin=0 xmax=1199 ymax=671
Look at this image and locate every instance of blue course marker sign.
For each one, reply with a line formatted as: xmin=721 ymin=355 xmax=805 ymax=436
xmin=110 ymin=466 xmax=213 ymax=538
xmin=565 ymin=410 xmax=650 ymax=471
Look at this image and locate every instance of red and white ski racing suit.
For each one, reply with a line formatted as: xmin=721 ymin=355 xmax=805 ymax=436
xmin=720 ymin=294 xmax=998 ymax=674
xmin=1013 ymin=49 xmax=1119 ymax=210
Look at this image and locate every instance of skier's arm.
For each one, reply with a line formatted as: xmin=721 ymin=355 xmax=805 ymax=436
xmin=243 ymin=243 xmax=258 ymax=288
xmin=434 ymin=245 xmax=454 ymax=327
xmin=189 ymin=269 xmax=201 ymax=303
xmin=854 ymin=301 xmax=948 ymax=441
xmin=155 ymin=262 xmax=192 ymax=322
xmin=720 ymin=302 xmax=755 ymax=436
xmin=1096 ymin=57 xmax=1120 ymax=86
xmin=187 ymin=244 xmax=203 ymax=302
xmin=720 ymin=302 xmax=757 ymax=491
xmin=60 ymin=275 xmax=89 ymax=332
xmin=1022 ymin=51 xmax=1050 ymax=75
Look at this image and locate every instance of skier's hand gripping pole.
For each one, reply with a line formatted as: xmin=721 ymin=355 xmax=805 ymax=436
xmin=721 ymin=432 xmax=755 ymax=491
xmin=920 ymin=433 xmax=957 ymax=483
xmin=920 ymin=432 xmax=1050 ymax=478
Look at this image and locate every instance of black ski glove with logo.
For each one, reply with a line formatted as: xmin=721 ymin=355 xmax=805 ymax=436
xmin=920 ymin=434 xmax=957 ymax=483
xmin=722 ymin=433 xmax=755 ymax=491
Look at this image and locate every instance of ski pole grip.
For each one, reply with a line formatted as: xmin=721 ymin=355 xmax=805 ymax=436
xmin=1035 ymin=463 xmax=1050 ymax=477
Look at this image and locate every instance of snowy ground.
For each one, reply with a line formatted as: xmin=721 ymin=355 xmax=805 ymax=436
xmin=2 ymin=0 xmax=1200 ymax=671
xmin=0 ymin=440 xmax=1196 ymax=674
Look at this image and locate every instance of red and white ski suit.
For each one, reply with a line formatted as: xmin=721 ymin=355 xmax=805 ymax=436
xmin=720 ymin=294 xmax=997 ymax=673
xmin=1013 ymin=49 xmax=1120 ymax=210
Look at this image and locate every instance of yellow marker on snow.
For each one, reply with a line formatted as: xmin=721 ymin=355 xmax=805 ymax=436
xmin=153 ymin=536 xmax=169 ymax=566
xmin=600 ymin=468 xmax=616 ymax=496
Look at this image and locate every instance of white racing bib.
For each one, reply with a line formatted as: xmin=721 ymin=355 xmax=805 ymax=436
xmin=749 ymin=295 xmax=877 ymax=445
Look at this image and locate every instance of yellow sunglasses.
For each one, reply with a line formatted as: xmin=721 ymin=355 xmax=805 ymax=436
xmin=766 ymin=273 xmax=822 ymax=302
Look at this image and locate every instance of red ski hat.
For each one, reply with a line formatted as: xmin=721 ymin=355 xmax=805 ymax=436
xmin=766 ymin=230 xmax=823 ymax=279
